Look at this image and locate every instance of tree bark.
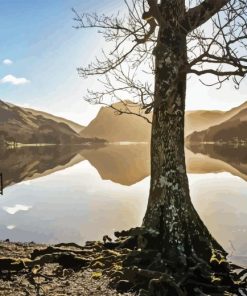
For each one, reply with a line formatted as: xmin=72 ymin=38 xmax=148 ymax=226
xmin=142 ymin=0 xmax=224 ymax=263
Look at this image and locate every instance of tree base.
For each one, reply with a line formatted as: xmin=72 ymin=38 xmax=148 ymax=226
xmin=0 ymin=229 xmax=246 ymax=296
xmin=110 ymin=227 xmax=247 ymax=295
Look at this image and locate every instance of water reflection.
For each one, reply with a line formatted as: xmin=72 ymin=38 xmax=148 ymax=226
xmin=0 ymin=143 xmax=246 ymax=266
xmin=186 ymin=143 xmax=247 ymax=181
xmin=0 ymin=160 xmax=149 ymax=243
xmin=2 ymin=143 xmax=247 ymax=188
xmin=189 ymin=173 xmax=247 ymax=267
xmin=79 ymin=144 xmax=150 ymax=185
xmin=0 ymin=145 xmax=86 ymax=188
xmin=0 ymin=143 xmax=149 ymax=189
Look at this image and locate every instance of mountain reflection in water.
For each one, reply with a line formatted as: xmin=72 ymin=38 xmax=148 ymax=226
xmin=0 ymin=143 xmax=246 ymax=267
xmin=0 ymin=144 xmax=149 ymax=188
xmin=186 ymin=143 xmax=247 ymax=181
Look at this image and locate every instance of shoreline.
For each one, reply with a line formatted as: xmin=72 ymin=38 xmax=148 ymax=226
xmin=186 ymin=141 xmax=247 ymax=146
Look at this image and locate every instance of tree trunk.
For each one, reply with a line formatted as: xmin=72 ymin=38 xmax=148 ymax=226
xmin=142 ymin=0 xmax=224 ymax=263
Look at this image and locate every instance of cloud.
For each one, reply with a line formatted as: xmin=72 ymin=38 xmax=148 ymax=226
xmin=3 ymin=204 xmax=32 ymax=215
xmin=0 ymin=74 xmax=30 ymax=85
xmin=2 ymin=59 xmax=13 ymax=65
xmin=6 ymin=225 xmax=16 ymax=230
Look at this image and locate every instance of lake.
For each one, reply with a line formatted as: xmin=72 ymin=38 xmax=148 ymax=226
xmin=0 ymin=143 xmax=247 ymax=267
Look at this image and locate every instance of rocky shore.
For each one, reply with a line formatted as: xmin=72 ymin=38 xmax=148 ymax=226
xmin=0 ymin=239 xmax=133 ymax=296
xmin=0 ymin=228 xmax=246 ymax=296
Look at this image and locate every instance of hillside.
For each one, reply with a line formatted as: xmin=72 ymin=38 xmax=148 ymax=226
xmin=185 ymin=110 xmax=224 ymax=136
xmin=0 ymin=100 xmax=94 ymax=145
xmin=80 ymin=102 xmax=152 ymax=142
xmin=2 ymin=99 xmax=247 ymax=144
xmin=187 ymin=107 xmax=247 ymax=143
xmin=80 ymin=100 xmax=247 ymax=142
xmin=25 ymin=107 xmax=84 ymax=133
xmin=185 ymin=101 xmax=247 ymax=136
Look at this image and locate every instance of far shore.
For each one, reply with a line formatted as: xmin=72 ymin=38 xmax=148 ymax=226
xmin=186 ymin=140 xmax=247 ymax=146
xmin=1 ymin=141 xmax=150 ymax=149
xmin=1 ymin=142 xmax=107 ymax=149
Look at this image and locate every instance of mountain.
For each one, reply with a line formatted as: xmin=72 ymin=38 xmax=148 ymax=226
xmin=0 ymin=100 xmax=95 ymax=145
xmin=185 ymin=110 xmax=224 ymax=136
xmin=185 ymin=101 xmax=247 ymax=136
xmin=187 ymin=105 xmax=247 ymax=143
xmin=80 ymin=101 xmax=152 ymax=142
xmin=80 ymin=100 xmax=247 ymax=142
xmin=25 ymin=107 xmax=84 ymax=133
xmin=3 ymin=98 xmax=246 ymax=145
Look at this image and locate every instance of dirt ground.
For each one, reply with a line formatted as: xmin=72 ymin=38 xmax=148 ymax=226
xmin=0 ymin=240 xmax=134 ymax=296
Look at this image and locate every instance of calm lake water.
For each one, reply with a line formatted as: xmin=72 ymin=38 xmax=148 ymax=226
xmin=0 ymin=143 xmax=247 ymax=267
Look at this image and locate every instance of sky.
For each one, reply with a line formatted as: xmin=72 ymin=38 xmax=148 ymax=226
xmin=0 ymin=0 xmax=247 ymax=126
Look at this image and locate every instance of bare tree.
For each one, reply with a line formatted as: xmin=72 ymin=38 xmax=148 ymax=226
xmin=75 ymin=1 xmax=247 ymax=294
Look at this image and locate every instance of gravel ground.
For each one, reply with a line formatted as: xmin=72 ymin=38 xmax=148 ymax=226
xmin=0 ymin=240 xmax=135 ymax=296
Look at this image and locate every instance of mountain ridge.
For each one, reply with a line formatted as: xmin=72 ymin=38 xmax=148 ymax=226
xmin=2 ymin=98 xmax=247 ymax=144
xmin=80 ymin=102 xmax=152 ymax=142
xmin=80 ymin=100 xmax=247 ymax=142
xmin=0 ymin=100 xmax=99 ymax=145
xmin=2 ymin=100 xmax=85 ymax=133
xmin=185 ymin=100 xmax=247 ymax=136
xmin=187 ymin=102 xmax=247 ymax=143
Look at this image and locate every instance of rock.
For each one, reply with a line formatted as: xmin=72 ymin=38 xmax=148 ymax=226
xmin=63 ymin=268 xmax=74 ymax=277
xmin=139 ymin=289 xmax=150 ymax=296
xmin=91 ymin=271 xmax=102 ymax=280
xmin=91 ymin=261 xmax=105 ymax=269
xmin=116 ymin=280 xmax=132 ymax=293
xmin=103 ymin=235 xmax=112 ymax=244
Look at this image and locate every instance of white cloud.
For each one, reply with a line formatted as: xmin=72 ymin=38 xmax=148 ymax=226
xmin=6 ymin=225 xmax=16 ymax=230
xmin=0 ymin=74 xmax=30 ymax=85
xmin=3 ymin=204 xmax=32 ymax=215
xmin=2 ymin=59 xmax=13 ymax=65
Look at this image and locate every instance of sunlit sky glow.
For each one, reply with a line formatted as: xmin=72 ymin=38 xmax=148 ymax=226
xmin=0 ymin=0 xmax=246 ymax=125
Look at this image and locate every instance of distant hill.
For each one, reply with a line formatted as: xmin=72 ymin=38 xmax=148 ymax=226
xmin=25 ymin=107 xmax=84 ymax=133
xmin=0 ymin=100 xmax=98 ymax=145
xmin=185 ymin=101 xmax=247 ymax=136
xmin=2 ymin=98 xmax=246 ymax=145
xmin=187 ymin=105 xmax=247 ymax=143
xmin=80 ymin=100 xmax=247 ymax=142
xmin=185 ymin=110 xmax=224 ymax=136
xmin=80 ymin=101 xmax=152 ymax=142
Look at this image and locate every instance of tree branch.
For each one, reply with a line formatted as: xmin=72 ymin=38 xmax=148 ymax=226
xmin=184 ymin=0 xmax=230 ymax=32
xmin=75 ymin=0 xmax=247 ymax=113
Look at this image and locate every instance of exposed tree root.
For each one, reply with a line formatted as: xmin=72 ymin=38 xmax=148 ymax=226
xmin=111 ymin=228 xmax=247 ymax=296
xmin=0 ymin=229 xmax=246 ymax=296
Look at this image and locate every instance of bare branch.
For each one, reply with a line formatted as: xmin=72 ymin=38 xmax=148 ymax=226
xmin=184 ymin=0 xmax=230 ymax=32
xmin=75 ymin=0 xmax=247 ymax=114
xmin=187 ymin=0 xmax=247 ymax=88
